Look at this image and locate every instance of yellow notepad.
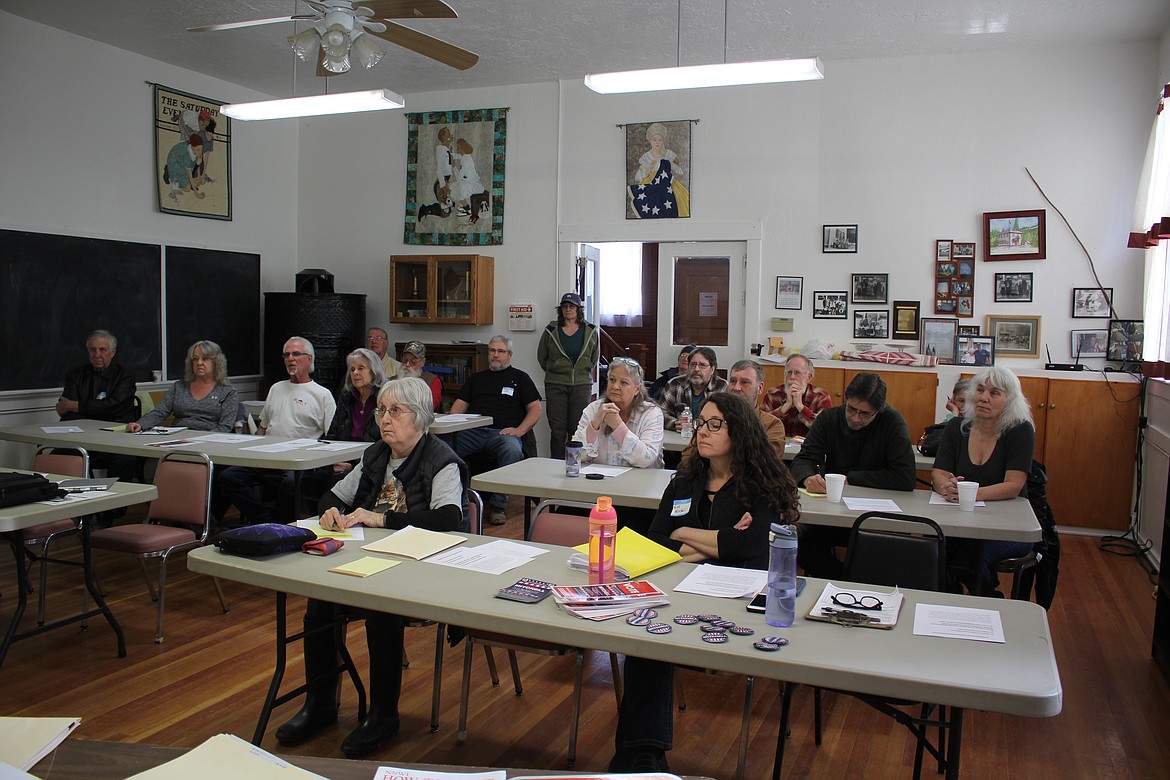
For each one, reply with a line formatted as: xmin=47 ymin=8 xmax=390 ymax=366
xmin=572 ymin=526 xmax=682 ymax=579
xmin=329 ymin=557 xmax=401 ymax=578
xmin=361 ymin=525 xmax=464 ymax=560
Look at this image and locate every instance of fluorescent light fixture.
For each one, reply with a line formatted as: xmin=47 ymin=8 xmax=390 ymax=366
xmin=584 ymin=57 xmax=824 ymax=94
xmin=221 ymin=88 xmax=405 ymax=121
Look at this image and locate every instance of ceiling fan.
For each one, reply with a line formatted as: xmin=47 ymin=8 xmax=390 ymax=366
xmin=189 ymin=0 xmax=478 ymax=77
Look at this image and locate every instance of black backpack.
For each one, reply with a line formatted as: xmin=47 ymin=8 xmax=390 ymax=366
xmin=917 ymin=422 xmax=947 ymax=457
xmin=0 ymin=472 xmax=65 ymax=508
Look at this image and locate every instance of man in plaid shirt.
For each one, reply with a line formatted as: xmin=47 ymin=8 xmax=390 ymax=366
xmin=658 ymin=346 xmax=729 ymax=431
xmin=760 ymin=354 xmax=833 ymax=437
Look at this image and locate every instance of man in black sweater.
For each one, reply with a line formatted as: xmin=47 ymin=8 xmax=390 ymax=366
xmin=789 ymin=371 xmax=916 ymax=578
xmin=56 ymin=329 xmax=138 ymax=482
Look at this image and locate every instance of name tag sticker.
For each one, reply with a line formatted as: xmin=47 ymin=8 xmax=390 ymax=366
xmin=501 ymin=386 xmax=515 ymax=396
xmin=96 ymin=392 xmax=108 ymax=400
xmin=671 ymin=498 xmax=691 ymax=517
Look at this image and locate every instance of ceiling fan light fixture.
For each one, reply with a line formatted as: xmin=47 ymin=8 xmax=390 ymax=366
xmin=221 ymin=88 xmax=405 ymax=121
xmin=584 ymin=57 xmax=824 ymax=94
xmin=287 ymin=28 xmax=321 ymax=61
xmin=351 ymin=30 xmax=386 ymax=69
xmin=320 ymin=23 xmax=351 ymax=57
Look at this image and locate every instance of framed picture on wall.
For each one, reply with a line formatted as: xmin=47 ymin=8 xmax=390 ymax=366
xmin=936 ymin=239 xmax=953 ymax=260
xmin=1071 ymin=329 xmax=1107 ymax=359
xmin=853 ymin=310 xmax=890 ymax=340
xmin=851 ymin=273 xmax=888 ymax=304
xmin=1072 ymin=287 xmax=1113 ymax=318
xmin=986 ymin=314 xmax=1042 ymax=358
xmin=823 ymin=225 xmax=858 ymax=253
xmin=1108 ymin=319 xmax=1144 ymax=361
xmin=892 ymin=300 xmax=920 ymax=340
xmin=775 ymin=276 xmax=803 ymax=310
xmin=994 ymin=272 xmax=1034 ymax=303
xmin=958 ymin=325 xmax=981 ymax=336
xmin=983 ymin=209 xmax=1046 ymax=261
xmin=953 ymin=242 xmax=976 ymax=259
xmin=812 ymin=291 xmax=849 ymax=319
xmin=956 ymin=334 xmax=995 ymax=366
xmin=920 ymin=318 xmax=959 ymax=364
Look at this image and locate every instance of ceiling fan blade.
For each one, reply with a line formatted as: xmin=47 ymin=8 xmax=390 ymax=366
xmin=188 ymin=15 xmax=313 ymax=32
xmin=368 ymin=21 xmax=477 ymax=70
xmin=363 ymin=0 xmax=458 ymax=20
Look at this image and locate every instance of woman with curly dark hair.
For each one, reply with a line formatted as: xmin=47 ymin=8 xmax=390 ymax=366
xmin=609 ymin=391 xmax=799 ymax=773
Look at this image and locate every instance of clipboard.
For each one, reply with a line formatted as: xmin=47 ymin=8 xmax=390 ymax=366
xmin=805 ymin=582 xmax=904 ymax=629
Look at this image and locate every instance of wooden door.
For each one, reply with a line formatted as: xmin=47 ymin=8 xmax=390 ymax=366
xmin=1045 ymin=379 xmax=1140 ymax=530
xmin=1016 ymin=376 xmax=1050 ymax=462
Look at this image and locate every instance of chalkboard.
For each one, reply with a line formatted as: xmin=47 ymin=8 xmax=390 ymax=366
xmin=165 ymin=246 xmax=261 ymax=379
xmin=0 ymin=229 xmax=162 ymax=391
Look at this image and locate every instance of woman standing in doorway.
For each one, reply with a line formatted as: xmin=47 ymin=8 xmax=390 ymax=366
xmin=537 ymin=291 xmax=600 ymax=460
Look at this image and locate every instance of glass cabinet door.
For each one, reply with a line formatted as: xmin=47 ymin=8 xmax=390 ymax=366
xmin=436 ymin=257 xmax=473 ymax=321
xmin=392 ymin=259 xmax=431 ymax=319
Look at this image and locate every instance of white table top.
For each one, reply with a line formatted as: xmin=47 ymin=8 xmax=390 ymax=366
xmin=472 ymin=457 xmax=674 ymax=510
xmin=430 ymin=414 xmax=494 ymax=435
xmin=469 ymin=458 xmax=1039 ymax=542
xmin=0 ymin=419 xmax=368 ymax=471
xmin=662 ymin=430 xmax=936 ymax=470
xmin=188 ymin=530 xmax=1061 ymax=718
xmin=0 ymin=472 xmax=157 ymax=533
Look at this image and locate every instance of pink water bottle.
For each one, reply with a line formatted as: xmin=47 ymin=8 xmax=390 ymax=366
xmin=588 ymin=496 xmax=618 ymax=584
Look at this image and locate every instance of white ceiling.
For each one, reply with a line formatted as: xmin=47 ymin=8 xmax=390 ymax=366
xmin=1 ymin=0 xmax=1167 ymax=97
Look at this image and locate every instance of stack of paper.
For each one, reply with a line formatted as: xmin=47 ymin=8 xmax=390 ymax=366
xmin=124 ymin=733 xmax=326 ymax=779
xmin=0 ymin=716 xmax=80 ymax=771
xmin=551 ymin=581 xmax=669 ymax=621
xmin=361 ymin=526 xmax=465 ymax=559
xmin=569 ymin=527 xmax=682 ymax=581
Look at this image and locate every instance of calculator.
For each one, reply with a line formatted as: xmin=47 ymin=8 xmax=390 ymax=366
xmin=495 ymin=578 xmax=555 ymax=603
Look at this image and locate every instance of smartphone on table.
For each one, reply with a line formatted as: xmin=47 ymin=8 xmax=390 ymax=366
xmin=747 ymin=577 xmax=806 ymax=613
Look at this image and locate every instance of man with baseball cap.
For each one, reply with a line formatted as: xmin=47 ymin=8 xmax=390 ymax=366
xmin=399 ymin=340 xmax=442 ymax=410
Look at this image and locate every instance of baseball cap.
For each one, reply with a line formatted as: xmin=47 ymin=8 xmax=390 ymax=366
xmin=559 ymin=292 xmax=584 ymax=308
xmin=402 ymin=340 xmax=427 ymax=359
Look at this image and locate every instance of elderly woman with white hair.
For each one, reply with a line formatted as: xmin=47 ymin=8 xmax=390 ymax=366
xmin=126 ymin=340 xmax=238 ymax=432
xmin=931 ymin=366 xmax=1035 ymax=594
xmin=276 ymin=377 xmax=469 ymax=759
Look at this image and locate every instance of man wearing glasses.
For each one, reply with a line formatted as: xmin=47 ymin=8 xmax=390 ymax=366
xmin=725 ymin=359 xmax=787 ymax=457
xmin=366 ymin=326 xmax=403 ymax=381
xmin=658 ymin=346 xmax=728 ymax=431
xmin=789 ymin=372 xmax=916 ymax=578
xmin=760 ymin=354 xmax=833 ymax=437
xmin=215 ymin=336 xmax=337 ymax=524
xmin=449 ymin=335 xmax=543 ymax=525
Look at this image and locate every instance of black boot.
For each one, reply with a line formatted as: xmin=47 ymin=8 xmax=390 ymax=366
xmin=276 ymin=608 xmax=340 ymax=746
xmin=341 ymin=614 xmax=404 ymax=758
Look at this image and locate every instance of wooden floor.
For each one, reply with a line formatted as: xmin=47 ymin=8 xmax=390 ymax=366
xmin=3 ymin=499 xmax=1169 ymax=780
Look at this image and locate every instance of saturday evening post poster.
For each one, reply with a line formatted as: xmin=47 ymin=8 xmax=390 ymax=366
xmin=154 ymin=84 xmax=232 ymax=220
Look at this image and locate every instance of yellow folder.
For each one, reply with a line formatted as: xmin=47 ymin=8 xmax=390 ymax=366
xmin=572 ymin=526 xmax=682 ymax=579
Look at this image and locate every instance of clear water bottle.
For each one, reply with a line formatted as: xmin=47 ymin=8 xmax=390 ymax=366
xmin=678 ymin=406 xmax=693 ymax=441
xmin=588 ymin=496 xmax=618 ymax=585
xmin=766 ymin=523 xmax=799 ymax=628
xmin=565 ymin=440 xmax=583 ymax=477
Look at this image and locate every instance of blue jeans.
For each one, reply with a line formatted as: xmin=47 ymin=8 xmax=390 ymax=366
xmin=454 ymin=427 xmax=524 ymax=510
xmin=614 ymin=656 xmax=674 ymax=752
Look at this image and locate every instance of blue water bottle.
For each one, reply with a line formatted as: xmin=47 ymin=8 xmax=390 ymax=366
xmin=766 ymin=523 xmax=799 ymax=628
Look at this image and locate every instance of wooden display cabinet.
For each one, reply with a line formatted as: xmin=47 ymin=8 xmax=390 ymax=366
xmin=396 ymin=341 xmax=489 ymax=412
xmin=389 ymin=254 xmax=494 ymax=325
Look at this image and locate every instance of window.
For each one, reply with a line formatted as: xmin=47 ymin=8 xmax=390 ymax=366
xmin=596 ymin=242 xmax=643 ymax=326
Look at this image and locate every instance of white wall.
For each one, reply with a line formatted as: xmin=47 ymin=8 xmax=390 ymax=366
xmin=557 ymin=43 xmax=1154 ymax=371
xmin=0 ymin=11 xmax=302 ymax=466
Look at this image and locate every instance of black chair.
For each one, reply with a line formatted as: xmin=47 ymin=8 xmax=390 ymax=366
xmin=775 ymin=512 xmax=947 ymax=780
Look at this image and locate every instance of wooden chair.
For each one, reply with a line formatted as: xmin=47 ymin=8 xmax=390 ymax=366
xmin=775 ymin=511 xmax=947 ymax=780
xmin=24 ymin=446 xmax=89 ymax=625
xmin=457 ymin=499 xmax=621 ymax=768
xmin=88 ymin=452 xmax=228 ymax=643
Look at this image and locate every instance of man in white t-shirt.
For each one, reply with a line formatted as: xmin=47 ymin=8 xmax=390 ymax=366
xmin=214 ymin=337 xmax=336 ymax=524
